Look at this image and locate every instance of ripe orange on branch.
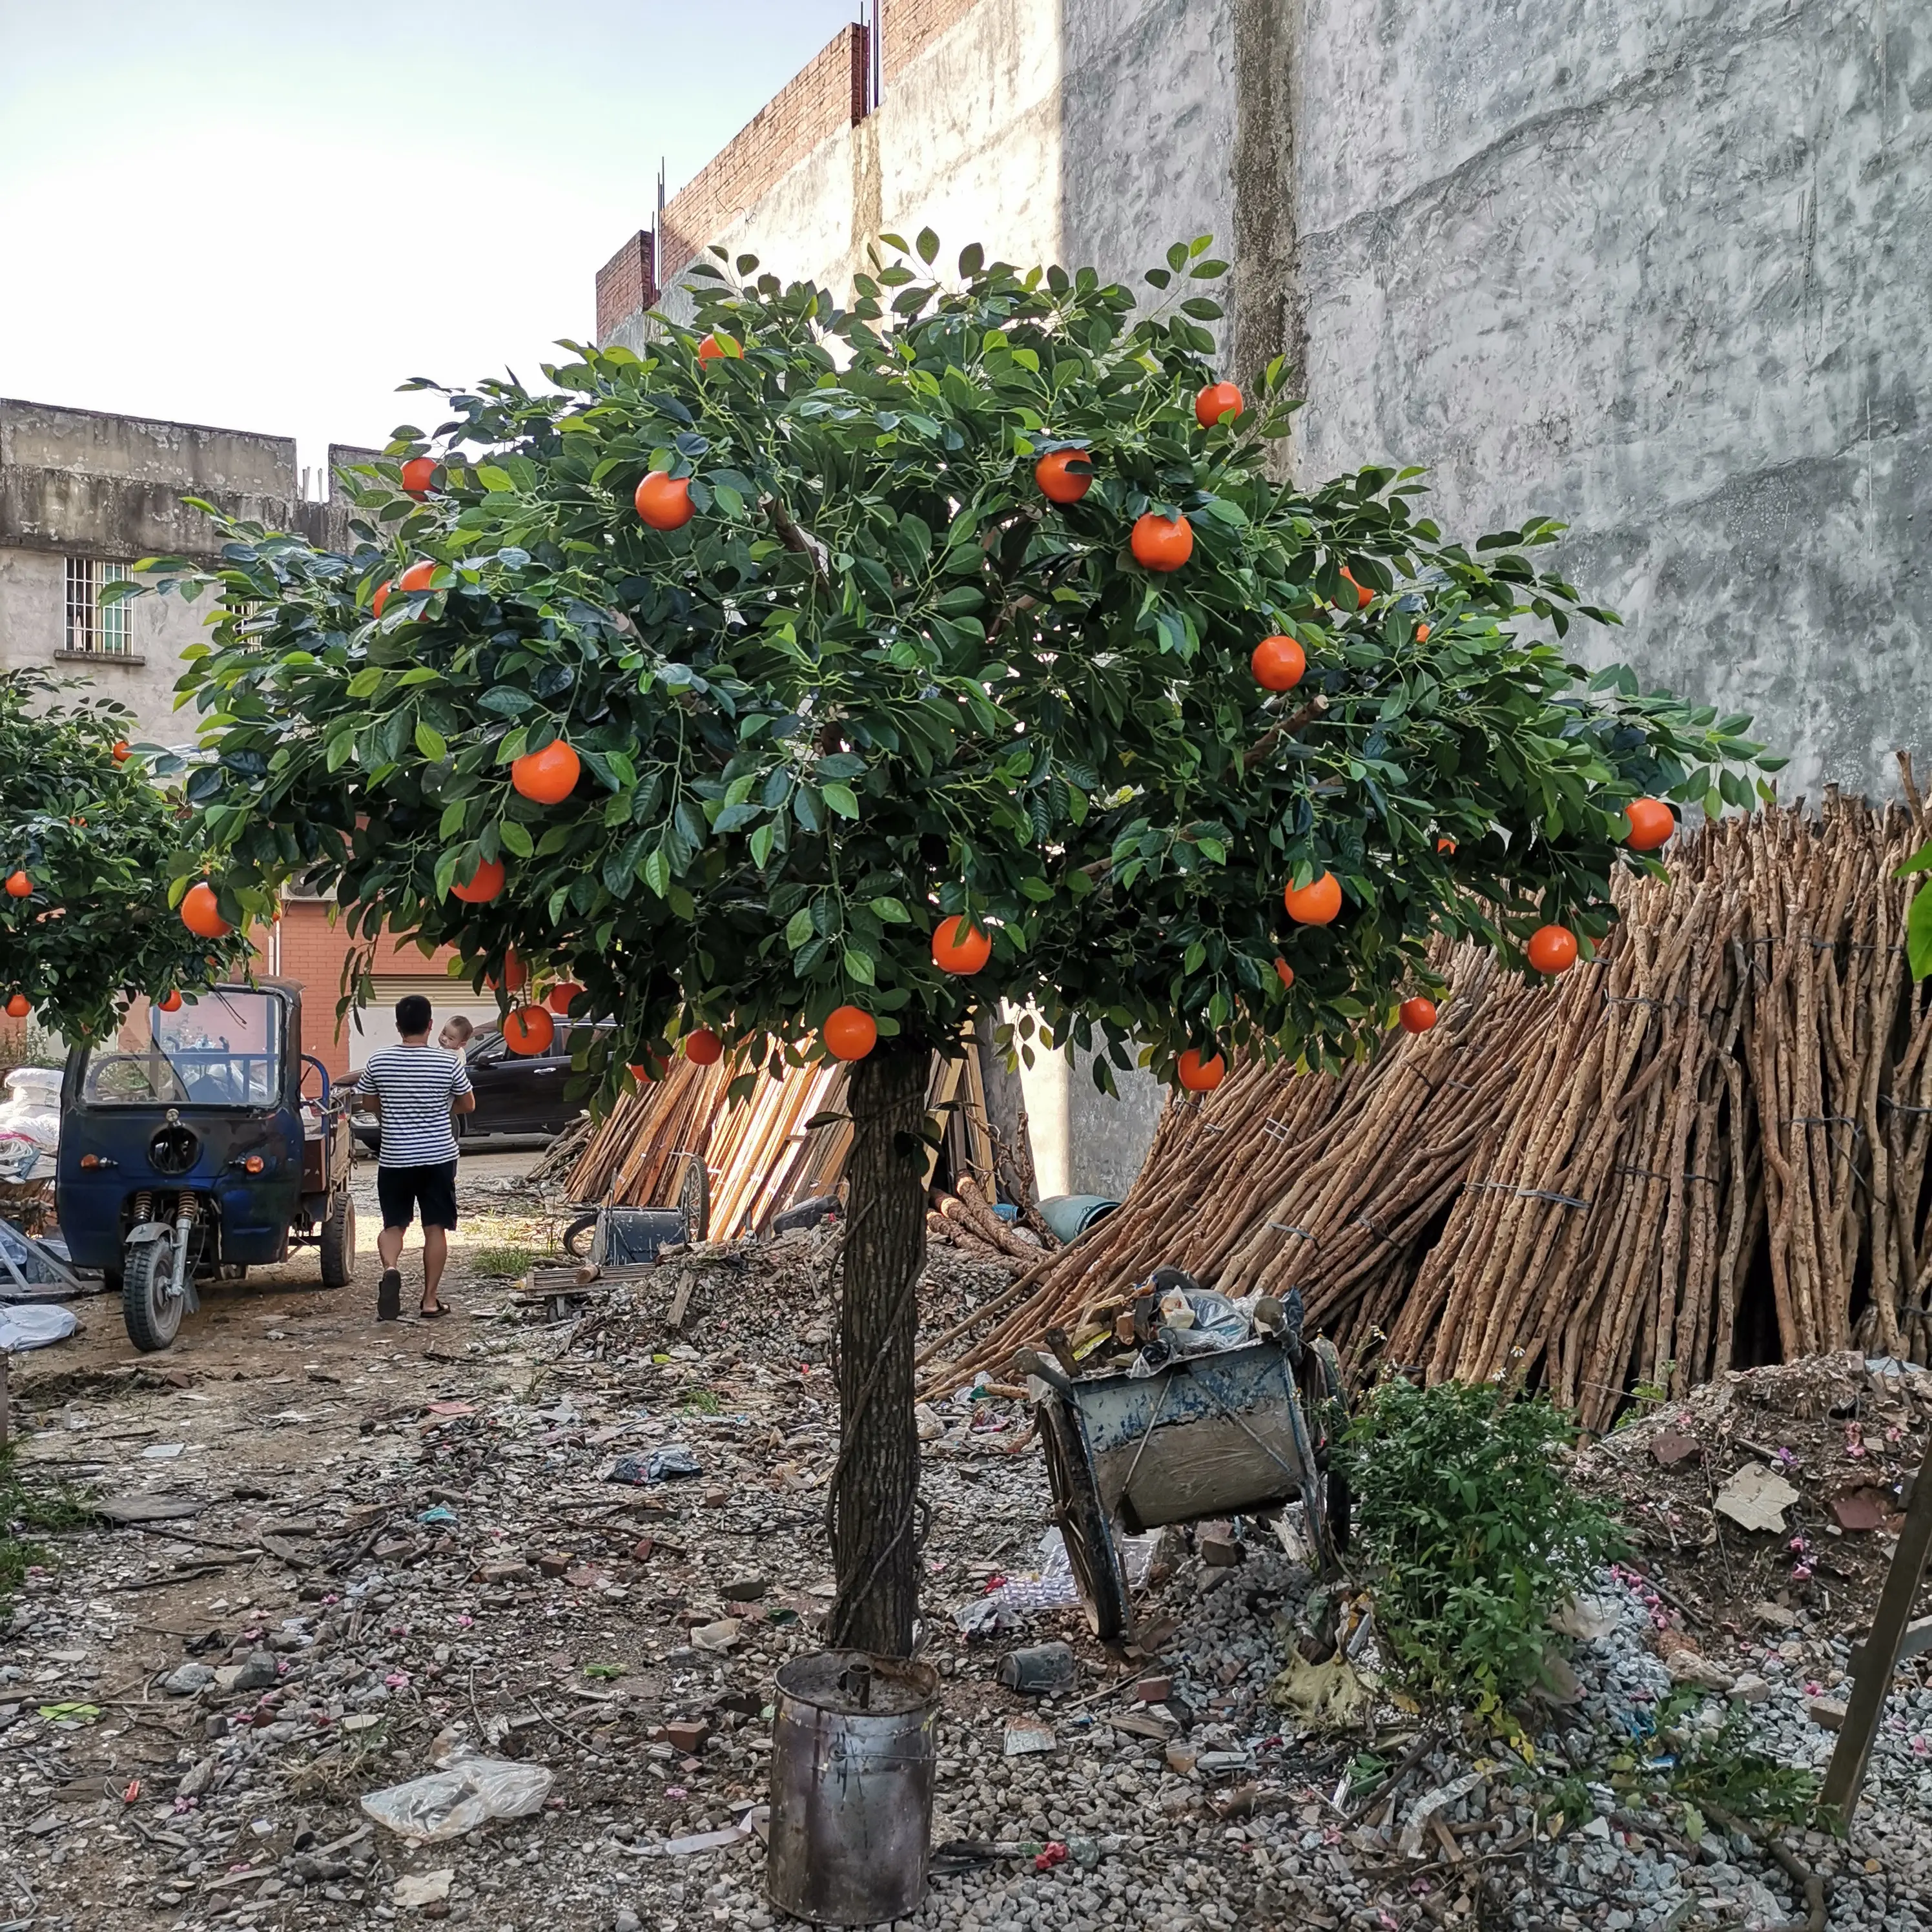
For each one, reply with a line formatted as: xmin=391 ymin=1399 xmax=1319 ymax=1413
xmin=697 ymin=333 xmax=738 ymax=364
xmin=1195 ymin=381 xmax=1242 ymax=427
xmin=400 ymin=457 xmax=437 ymax=498
xmin=1398 ymin=996 xmax=1438 ymax=1034
xmin=1527 ymin=924 xmax=1578 ymax=974
xmin=180 ymin=882 xmax=231 ymax=939
xmin=1339 ymin=566 xmax=1373 ymax=610
xmin=371 ymin=580 xmax=395 ymax=617
xmin=1177 ymin=1048 xmax=1226 ymax=1092
xmin=451 ymin=857 xmax=506 ymax=905
xmin=1623 ymin=797 xmax=1675 ymax=851
xmin=823 ymin=1007 xmax=878 ymax=1062
xmin=503 ymin=1005 xmax=553 ymax=1056
xmin=399 ymin=560 xmax=437 ymax=595
xmin=1130 ymin=511 xmax=1193 ymax=572
xmin=684 ymin=1028 xmax=723 ymax=1066
xmin=635 ymin=472 xmax=694 ymax=531
xmin=546 ymin=981 xmax=583 ymax=1016
xmin=112 ymin=740 xmax=131 ymax=763
xmin=5 ymin=994 xmax=29 ymax=1019
xmin=932 ymin=915 xmax=992 ymax=976
xmin=4 ymin=871 xmax=30 ymax=899
xmin=511 ymin=740 xmax=581 ymax=806
xmin=1284 ymin=870 xmax=1342 ymax=925
xmin=1273 ymin=958 xmax=1295 ymax=990
xmin=158 ymin=991 xmax=183 ymax=1012
xmin=1034 ymin=449 xmax=1093 ymax=504
xmin=1251 ymin=634 xmax=1306 ymax=692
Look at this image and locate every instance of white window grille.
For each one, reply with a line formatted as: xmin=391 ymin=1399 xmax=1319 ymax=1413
xmin=65 ymin=557 xmax=133 ymax=654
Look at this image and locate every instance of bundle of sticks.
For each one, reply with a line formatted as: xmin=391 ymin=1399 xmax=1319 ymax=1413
xmin=926 ymin=786 xmax=1932 ymax=1430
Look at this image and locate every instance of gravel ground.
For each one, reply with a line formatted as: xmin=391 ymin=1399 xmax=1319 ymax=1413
xmin=1 ymin=1162 xmax=1928 ymax=1931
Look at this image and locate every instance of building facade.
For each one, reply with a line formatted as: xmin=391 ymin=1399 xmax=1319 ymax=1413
xmin=0 ymin=400 xmax=467 ymax=1078
xmin=594 ymin=0 xmax=1929 ymax=1198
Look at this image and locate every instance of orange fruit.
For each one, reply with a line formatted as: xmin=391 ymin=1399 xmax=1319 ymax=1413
xmin=503 ymin=1005 xmax=554 ymax=1056
xmin=684 ymin=1027 xmax=723 ymax=1066
xmin=1398 ymin=996 xmax=1438 ymax=1034
xmin=180 ymin=882 xmax=231 ymax=939
xmin=546 ymin=981 xmax=583 ymax=1016
xmin=491 ymin=949 xmax=529 ymax=994
xmin=1624 ymin=797 xmax=1675 ymax=851
xmin=1415 ymin=622 xmax=1432 ymax=642
xmin=1436 ymin=836 xmax=1457 ymax=855
xmin=628 ymin=1060 xmax=659 ymax=1085
xmin=5 ymin=994 xmax=29 ymax=1019
xmin=1527 ymin=924 xmax=1578 ymax=974
xmin=1339 ymin=566 xmax=1373 ymax=610
xmin=112 ymin=740 xmax=131 ymax=763
xmin=1177 ymin=1048 xmax=1226 ymax=1092
xmin=511 ymin=740 xmax=581 ymax=806
xmin=1195 ymin=382 xmax=1242 ymax=428
xmin=697 ymin=333 xmax=737 ymax=363
xmin=1131 ymin=511 xmax=1193 ymax=572
xmin=400 ymin=457 xmax=437 ymax=498
xmin=371 ymin=579 xmax=395 ymax=617
xmin=635 ymin=472 xmax=694 ymax=531
xmin=399 ymin=560 xmax=437 ymax=594
xmin=1273 ymin=958 xmax=1295 ymax=990
xmin=932 ymin=914 xmax=992 ymax=976
xmin=823 ymin=1006 xmax=878 ymax=1062
xmin=1035 ymin=449 xmax=1093 ymax=504
xmin=451 ymin=856 xmax=506 ymax=904
xmin=158 ymin=991 xmax=183 ymax=1013
xmin=1284 ymin=870 xmax=1342 ymax=925
xmin=4 ymin=871 xmax=30 ymax=899
xmin=1251 ymin=634 xmax=1306 ymax=692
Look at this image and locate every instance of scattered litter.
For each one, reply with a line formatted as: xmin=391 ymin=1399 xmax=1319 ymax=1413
xmin=608 ymin=1445 xmax=702 ymax=1485
xmin=360 ymin=1743 xmax=553 ymax=1842
xmin=0 ymin=1302 xmax=77 ymax=1350
xmin=139 ymin=1441 xmax=187 ymax=1461
xmin=391 ymin=1868 xmax=455 ymax=1907
xmin=1712 ymin=1461 xmax=1800 ymax=1533
xmin=997 ymin=1642 xmax=1076 ymax=1694
xmin=1003 ymin=1721 xmax=1056 ymax=1757
xmin=1266 ymin=1650 xmax=1373 ymax=1730
xmin=1398 ymin=1772 xmax=1488 ymax=1858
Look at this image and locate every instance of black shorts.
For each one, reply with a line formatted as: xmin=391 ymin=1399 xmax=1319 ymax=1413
xmin=377 ymin=1161 xmax=459 ymax=1232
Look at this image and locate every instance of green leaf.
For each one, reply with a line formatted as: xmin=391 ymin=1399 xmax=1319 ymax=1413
xmin=916 ymin=227 xmax=940 ymax=265
xmin=785 ymin=907 xmax=815 ymax=950
xmin=1909 ymin=883 xmax=1932 ymax=981
xmin=821 ymin=783 xmax=860 ymax=819
xmin=415 ymin=721 xmax=448 ymax=761
xmin=870 ymin=896 xmax=912 ymax=923
xmin=498 ymin=819 xmax=535 ymax=859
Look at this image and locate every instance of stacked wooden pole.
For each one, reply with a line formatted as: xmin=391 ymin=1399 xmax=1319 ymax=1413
xmin=927 ymin=792 xmax=1932 ymax=1429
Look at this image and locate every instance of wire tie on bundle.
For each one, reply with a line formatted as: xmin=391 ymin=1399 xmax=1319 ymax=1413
xmin=1262 ymin=1118 xmax=1291 ymax=1143
xmin=1466 ymin=1181 xmax=1593 ymax=1209
xmin=1266 ymin=1222 xmax=1321 ymax=1246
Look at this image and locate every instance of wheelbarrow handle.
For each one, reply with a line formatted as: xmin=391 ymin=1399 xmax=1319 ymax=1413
xmin=1012 ymin=1347 xmax=1078 ymax=1403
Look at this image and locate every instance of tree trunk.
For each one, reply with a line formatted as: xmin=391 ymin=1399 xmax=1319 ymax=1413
xmin=827 ymin=1037 xmax=928 ymax=1656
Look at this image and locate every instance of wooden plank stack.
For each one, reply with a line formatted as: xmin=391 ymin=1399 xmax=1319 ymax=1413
xmin=927 ymin=790 xmax=1932 ymax=1430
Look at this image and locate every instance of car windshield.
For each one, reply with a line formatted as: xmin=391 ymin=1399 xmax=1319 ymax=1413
xmin=80 ymin=989 xmax=284 ymax=1107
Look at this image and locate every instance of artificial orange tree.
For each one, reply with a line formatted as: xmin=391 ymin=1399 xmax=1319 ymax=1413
xmin=0 ymin=670 xmax=247 ymax=1041
xmin=135 ymin=232 xmax=1774 ymax=1652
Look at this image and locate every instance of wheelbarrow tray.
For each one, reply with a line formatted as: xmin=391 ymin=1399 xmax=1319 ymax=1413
xmin=1067 ymin=1333 xmax=1319 ymax=1534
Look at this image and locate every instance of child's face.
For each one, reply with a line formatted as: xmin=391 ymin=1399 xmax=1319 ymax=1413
xmin=439 ymin=1023 xmax=468 ymax=1051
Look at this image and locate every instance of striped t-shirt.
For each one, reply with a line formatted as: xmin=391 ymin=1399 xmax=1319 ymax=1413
xmin=355 ymin=1045 xmax=473 ymax=1169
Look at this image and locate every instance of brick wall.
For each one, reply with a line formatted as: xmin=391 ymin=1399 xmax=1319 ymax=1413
xmin=595 ymin=231 xmax=659 ymax=345
xmin=882 ymin=0 xmax=985 ymax=82
xmin=659 ymin=23 xmax=871 ymax=287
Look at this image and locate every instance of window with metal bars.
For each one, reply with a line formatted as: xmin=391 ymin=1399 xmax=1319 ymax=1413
xmin=64 ymin=557 xmax=132 ymax=654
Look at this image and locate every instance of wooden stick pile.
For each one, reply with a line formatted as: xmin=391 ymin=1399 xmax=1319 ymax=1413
xmin=928 ymin=791 xmax=1932 ymax=1429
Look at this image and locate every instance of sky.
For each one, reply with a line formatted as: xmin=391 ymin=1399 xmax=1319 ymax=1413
xmin=0 ymin=0 xmax=865 ymax=477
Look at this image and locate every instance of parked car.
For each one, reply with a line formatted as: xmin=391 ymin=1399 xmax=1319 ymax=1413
xmin=350 ymin=1021 xmax=611 ymax=1153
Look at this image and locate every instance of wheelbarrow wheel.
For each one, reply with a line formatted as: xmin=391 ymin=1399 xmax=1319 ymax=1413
xmin=1297 ymin=1337 xmax=1352 ymax=1566
xmin=562 ymin=1213 xmax=599 ymax=1261
xmin=678 ymin=1153 xmax=710 ymax=1244
xmin=1036 ymin=1394 xmax=1131 ymax=1641
xmin=123 ymin=1234 xmax=183 ymax=1353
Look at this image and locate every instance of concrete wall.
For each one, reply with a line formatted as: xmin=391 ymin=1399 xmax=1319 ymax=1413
xmin=1288 ymin=0 xmax=1930 ymax=801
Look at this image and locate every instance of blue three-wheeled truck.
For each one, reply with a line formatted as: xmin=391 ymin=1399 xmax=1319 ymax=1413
xmin=57 ymin=981 xmax=357 ymax=1350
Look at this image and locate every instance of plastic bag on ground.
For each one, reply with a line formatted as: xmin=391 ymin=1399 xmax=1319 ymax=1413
xmin=0 ymin=1304 xmax=77 ymax=1350
xmin=360 ymin=1745 xmax=553 ymax=1842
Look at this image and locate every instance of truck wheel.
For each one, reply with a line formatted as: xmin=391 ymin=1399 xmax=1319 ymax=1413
xmin=319 ymin=1190 xmax=356 ymax=1288
xmin=123 ymin=1235 xmax=183 ymax=1353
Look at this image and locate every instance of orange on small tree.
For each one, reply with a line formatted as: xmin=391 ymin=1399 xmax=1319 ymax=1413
xmin=136 ymin=230 xmax=1775 ymax=1656
xmin=0 ymin=670 xmax=245 ymax=1040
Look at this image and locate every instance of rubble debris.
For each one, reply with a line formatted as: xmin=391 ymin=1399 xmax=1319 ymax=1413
xmin=1714 ymin=1460 xmax=1803 ymax=1533
xmin=360 ymin=1745 xmax=553 ymax=1842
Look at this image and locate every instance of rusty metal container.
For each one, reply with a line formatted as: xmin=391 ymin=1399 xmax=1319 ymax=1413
xmin=765 ymin=1650 xmax=940 ymax=1926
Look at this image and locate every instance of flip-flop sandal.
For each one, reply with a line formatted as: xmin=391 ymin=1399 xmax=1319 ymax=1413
xmin=419 ymin=1303 xmax=452 ymax=1319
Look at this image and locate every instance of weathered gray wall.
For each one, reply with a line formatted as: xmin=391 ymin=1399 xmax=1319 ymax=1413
xmin=1290 ymin=0 xmax=1929 ymax=798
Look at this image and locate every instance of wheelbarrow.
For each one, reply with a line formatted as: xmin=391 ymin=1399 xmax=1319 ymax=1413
xmin=560 ymin=1151 xmax=710 ymax=1267
xmin=1018 ymin=1296 xmax=1349 ymax=1640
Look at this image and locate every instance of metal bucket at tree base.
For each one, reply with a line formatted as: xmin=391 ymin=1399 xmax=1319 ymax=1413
xmin=766 ymin=1650 xmax=940 ymax=1926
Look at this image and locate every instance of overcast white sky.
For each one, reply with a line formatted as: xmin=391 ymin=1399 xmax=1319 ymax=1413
xmin=0 ymin=1 xmax=863 ymax=476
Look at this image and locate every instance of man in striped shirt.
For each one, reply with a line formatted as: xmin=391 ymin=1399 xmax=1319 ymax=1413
xmin=356 ymin=995 xmax=475 ymax=1321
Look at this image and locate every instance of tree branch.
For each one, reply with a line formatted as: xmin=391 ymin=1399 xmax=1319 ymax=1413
xmin=763 ymin=496 xmax=830 ymax=584
xmin=1244 ymin=693 xmax=1329 ymax=772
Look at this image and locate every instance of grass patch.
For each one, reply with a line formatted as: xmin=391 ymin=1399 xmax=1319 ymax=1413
xmin=677 ymin=1388 xmax=723 ymax=1417
xmin=0 ymin=1441 xmax=94 ymax=1602
xmin=469 ymin=1244 xmax=549 ymax=1278
xmin=1343 ymin=1378 xmax=1625 ymax=1719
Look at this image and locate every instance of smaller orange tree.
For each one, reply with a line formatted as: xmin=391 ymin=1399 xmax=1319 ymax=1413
xmin=130 ymin=234 xmax=1775 ymax=1652
xmin=0 ymin=670 xmax=247 ymax=1041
